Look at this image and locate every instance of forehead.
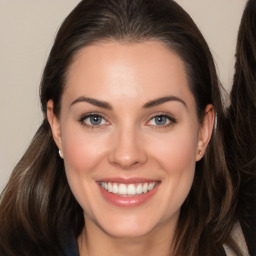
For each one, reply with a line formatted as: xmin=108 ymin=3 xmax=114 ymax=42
xmin=64 ymin=40 xmax=194 ymax=106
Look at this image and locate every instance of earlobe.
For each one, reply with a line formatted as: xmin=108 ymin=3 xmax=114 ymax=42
xmin=196 ymin=104 xmax=215 ymax=161
xmin=47 ymin=100 xmax=62 ymax=151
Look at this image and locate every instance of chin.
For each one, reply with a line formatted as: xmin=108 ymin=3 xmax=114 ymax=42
xmin=91 ymin=209 xmax=170 ymax=239
xmin=102 ymin=223 xmax=154 ymax=239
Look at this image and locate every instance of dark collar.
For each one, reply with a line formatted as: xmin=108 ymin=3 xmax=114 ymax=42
xmin=61 ymin=225 xmax=80 ymax=256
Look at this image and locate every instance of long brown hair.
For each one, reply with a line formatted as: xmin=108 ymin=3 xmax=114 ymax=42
xmin=225 ymin=0 xmax=256 ymax=254
xmin=0 ymin=1 xmax=241 ymax=255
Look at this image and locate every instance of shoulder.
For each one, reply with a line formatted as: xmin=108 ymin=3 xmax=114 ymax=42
xmin=224 ymin=222 xmax=250 ymax=256
xmin=224 ymin=216 xmax=256 ymax=256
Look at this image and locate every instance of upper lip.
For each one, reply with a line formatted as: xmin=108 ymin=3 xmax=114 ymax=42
xmin=97 ymin=177 xmax=160 ymax=184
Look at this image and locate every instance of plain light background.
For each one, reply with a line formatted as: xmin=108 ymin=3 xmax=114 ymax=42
xmin=0 ymin=1 xmax=246 ymax=192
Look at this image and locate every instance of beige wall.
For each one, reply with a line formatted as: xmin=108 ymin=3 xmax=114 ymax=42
xmin=0 ymin=1 xmax=246 ymax=192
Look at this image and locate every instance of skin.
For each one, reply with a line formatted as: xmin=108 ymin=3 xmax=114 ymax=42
xmin=47 ymin=41 xmax=214 ymax=256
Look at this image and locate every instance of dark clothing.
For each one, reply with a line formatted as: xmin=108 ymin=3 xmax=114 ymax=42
xmin=61 ymin=225 xmax=79 ymax=256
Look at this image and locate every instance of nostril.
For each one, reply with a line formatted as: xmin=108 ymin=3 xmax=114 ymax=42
xmin=131 ymin=161 xmax=140 ymax=167
xmin=108 ymin=130 xmax=148 ymax=168
xmin=109 ymin=152 xmax=148 ymax=169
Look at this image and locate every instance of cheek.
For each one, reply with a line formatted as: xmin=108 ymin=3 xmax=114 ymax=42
xmin=146 ymin=128 xmax=198 ymax=207
xmin=60 ymin=124 xmax=110 ymax=211
xmin=148 ymin=129 xmax=198 ymax=173
xmin=62 ymin=126 xmax=107 ymax=173
xmin=60 ymin=124 xmax=110 ymax=207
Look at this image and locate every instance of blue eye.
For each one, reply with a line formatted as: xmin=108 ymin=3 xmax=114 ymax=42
xmin=148 ymin=115 xmax=175 ymax=126
xmin=89 ymin=115 xmax=103 ymax=125
xmin=154 ymin=116 xmax=168 ymax=125
xmin=80 ymin=114 xmax=108 ymax=127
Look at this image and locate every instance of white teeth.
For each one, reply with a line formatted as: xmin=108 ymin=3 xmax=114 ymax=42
xmin=119 ymin=184 xmax=127 ymax=195
xmin=143 ymin=183 xmax=148 ymax=193
xmin=127 ymin=184 xmax=136 ymax=195
xmin=112 ymin=183 xmax=118 ymax=194
xmin=148 ymin=182 xmax=156 ymax=190
xmin=136 ymin=184 xmax=143 ymax=195
xmin=100 ymin=181 xmax=158 ymax=196
xmin=107 ymin=182 xmax=112 ymax=193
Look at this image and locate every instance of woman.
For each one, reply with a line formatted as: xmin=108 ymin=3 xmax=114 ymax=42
xmin=0 ymin=0 xmax=249 ymax=255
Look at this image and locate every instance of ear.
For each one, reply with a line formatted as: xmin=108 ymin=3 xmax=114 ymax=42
xmin=47 ymin=100 xmax=63 ymax=153
xmin=196 ymin=104 xmax=215 ymax=161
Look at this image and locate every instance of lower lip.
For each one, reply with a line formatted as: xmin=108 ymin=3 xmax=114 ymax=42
xmin=98 ymin=183 xmax=159 ymax=207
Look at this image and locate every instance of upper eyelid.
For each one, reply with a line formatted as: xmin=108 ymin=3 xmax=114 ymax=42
xmin=152 ymin=115 xmax=174 ymax=122
xmin=143 ymin=115 xmax=176 ymax=129
xmin=79 ymin=112 xmax=110 ymax=124
xmin=80 ymin=112 xmax=108 ymax=120
xmin=78 ymin=111 xmax=176 ymax=125
xmin=146 ymin=112 xmax=176 ymax=122
xmin=79 ymin=114 xmax=111 ymax=130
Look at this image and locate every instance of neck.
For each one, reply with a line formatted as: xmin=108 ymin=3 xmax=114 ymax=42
xmin=78 ymin=215 xmax=178 ymax=256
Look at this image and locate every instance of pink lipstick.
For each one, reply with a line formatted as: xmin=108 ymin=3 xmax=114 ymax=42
xmin=98 ymin=178 xmax=160 ymax=207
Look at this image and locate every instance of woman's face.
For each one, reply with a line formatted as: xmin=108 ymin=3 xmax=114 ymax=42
xmin=48 ymin=41 xmax=213 ymax=239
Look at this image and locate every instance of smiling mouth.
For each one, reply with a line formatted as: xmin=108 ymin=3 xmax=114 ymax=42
xmin=99 ymin=181 xmax=159 ymax=197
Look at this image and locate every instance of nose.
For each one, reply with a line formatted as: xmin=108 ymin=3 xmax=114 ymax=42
xmin=108 ymin=126 xmax=148 ymax=169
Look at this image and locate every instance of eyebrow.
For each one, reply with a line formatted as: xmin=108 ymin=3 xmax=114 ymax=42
xmin=70 ymin=97 xmax=112 ymax=110
xmin=143 ymin=96 xmax=187 ymax=109
xmin=70 ymin=95 xmax=187 ymax=110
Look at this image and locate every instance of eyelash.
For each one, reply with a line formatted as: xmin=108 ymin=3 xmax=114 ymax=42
xmin=79 ymin=113 xmax=110 ymax=128
xmin=146 ymin=114 xmax=176 ymax=128
xmin=79 ymin=113 xmax=176 ymax=129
